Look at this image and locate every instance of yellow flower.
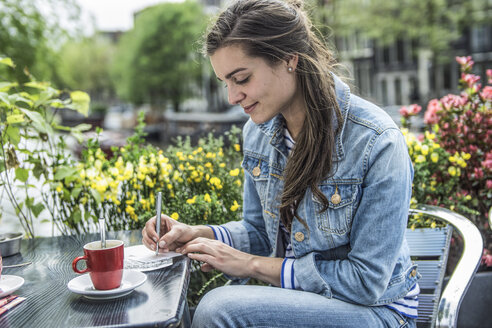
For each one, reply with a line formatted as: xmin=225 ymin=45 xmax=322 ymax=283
xmin=421 ymin=145 xmax=429 ymax=156
xmin=167 ymin=183 xmax=173 ymax=190
xmin=430 ymin=152 xmax=439 ymax=163
xmin=235 ymin=179 xmax=242 ymax=186
xmin=414 ymin=144 xmax=421 ymax=152
xmin=204 ymin=193 xmax=211 ymax=203
xmin=462 ymin=152 xmax=471 ymax=160
xmin=431 ymin=221 xmax=436 ymax=229
xmin=229 ymin=168 xmax=240 ymax=177
xmin=219 ymin=163 xmax=226 ymax=168
xmin=448 ymin=155 xmax=456 ymax=163
xmin=234 ymin=144 xmax=241 ymax=152
xmin=186 ymin=196 xmax=197 ymax=204
xmin=415 ymin=155 xmax=426 ymax=163
xmin=425 ymin=131 xmax=436 ymax=140
xmin=171 ymin=212 xmax=179 ymax=220
xmin=230 ymin=200 xmax=239 ymax=212
xmin=205 ymin=162 xmax=213 ymax=169
xmin=448 ymin=166 xmax=457 ymax=176
xmin=125 ymin=205 xmax=135 ymax=216
xmin=465 ymin=195 xmax=472 ymax=201
xmin=56 ymin=183 xmax=63 ymax=193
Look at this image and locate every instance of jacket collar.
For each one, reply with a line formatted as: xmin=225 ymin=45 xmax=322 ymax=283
xmin=257 ymin=74 xmax=351 ymax=161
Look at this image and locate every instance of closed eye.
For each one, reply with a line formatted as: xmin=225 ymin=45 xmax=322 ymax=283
xmin=236 ymin=76 xmax=250 ymax=85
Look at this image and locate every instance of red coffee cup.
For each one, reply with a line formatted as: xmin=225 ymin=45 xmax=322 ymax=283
xmin=72 ymin=240 xmax=124 ymax=290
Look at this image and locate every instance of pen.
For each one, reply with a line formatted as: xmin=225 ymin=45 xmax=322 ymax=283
xmin=155 ymin=191 xmax=162 ymax=255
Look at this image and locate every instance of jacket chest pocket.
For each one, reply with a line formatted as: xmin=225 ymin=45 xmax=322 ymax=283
xmin=242 ymin=154 xmax=270 ymax=205
xmin=312 ymin=183 xmax=358 ymax=236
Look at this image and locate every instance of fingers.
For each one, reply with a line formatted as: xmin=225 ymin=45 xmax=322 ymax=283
xmin=142 ymin=216 xmax=158 ymax=251
xmin=201 ymin=263 xmax=215 ymax=272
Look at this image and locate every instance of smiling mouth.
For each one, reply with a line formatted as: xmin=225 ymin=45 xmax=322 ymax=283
xmin=242 ymin=102 xmax=258 ymax=113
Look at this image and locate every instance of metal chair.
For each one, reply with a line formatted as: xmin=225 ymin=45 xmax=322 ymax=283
xmin=406 ymin=204 xmax=483 ymax=328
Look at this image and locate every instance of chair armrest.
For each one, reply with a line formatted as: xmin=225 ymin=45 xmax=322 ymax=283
xmin=409 ymin=204 xmax=483 ymax=328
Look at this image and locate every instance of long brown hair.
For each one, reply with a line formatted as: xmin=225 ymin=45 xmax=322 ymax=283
xmin=205 ymin=0 xmax=343 ymax=231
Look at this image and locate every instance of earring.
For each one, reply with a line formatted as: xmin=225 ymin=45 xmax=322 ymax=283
xmin=288 ymin=67 xmax=293 ymax=72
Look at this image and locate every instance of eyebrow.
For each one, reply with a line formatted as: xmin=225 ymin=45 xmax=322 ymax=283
xmin=217 ymin=68 xmax=247 ymax=81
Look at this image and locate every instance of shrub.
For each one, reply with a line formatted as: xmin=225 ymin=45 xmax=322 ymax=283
xmin=401 ymin=56 xmax=491 ymax=270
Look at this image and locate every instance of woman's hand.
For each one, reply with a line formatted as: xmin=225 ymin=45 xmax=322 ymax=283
xmin=142 ymin=214 xmax=195 ymax=252
xmin=177 ymin=237 xmax=255 ymax=278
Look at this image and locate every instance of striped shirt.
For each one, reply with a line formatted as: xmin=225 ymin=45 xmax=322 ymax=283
xmin=209 ymin=127 xmax=418 ymax=318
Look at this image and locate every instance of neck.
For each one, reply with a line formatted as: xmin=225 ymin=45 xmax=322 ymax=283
xmin=282 ymin=95 xmax=305 ymax=140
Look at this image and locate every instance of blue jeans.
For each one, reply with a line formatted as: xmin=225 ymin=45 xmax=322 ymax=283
xmin=191 ymin=285 xmax=416 ymax=328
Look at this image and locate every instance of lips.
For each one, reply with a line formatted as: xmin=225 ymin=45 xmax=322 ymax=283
xmin=242 ymin=102 xmax=258 ymax=114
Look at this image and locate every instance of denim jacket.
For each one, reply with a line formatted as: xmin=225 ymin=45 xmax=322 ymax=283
xmin=220 ymin=75 xmax=420 ymax=306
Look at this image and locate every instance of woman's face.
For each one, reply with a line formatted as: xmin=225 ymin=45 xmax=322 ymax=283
xmin=210 ymin=45 xmax=303 ymax=125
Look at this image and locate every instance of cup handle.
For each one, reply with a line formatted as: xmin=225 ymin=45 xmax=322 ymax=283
xmin=72 ymin=256 xmax=89 ymax=274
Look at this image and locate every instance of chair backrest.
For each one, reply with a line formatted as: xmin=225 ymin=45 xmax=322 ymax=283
xmin=406 ymin=205 xmax=483 ymax=328
xmin=406 ymin=225 xmax=453 ymax=327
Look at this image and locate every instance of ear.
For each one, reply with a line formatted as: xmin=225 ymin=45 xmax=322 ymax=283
xmin=286 ymin=54 xmax=299 ymax=70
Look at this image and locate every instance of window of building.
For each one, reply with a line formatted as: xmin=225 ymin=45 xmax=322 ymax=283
xmin=394 ymin=78 xmax=402 ymax=105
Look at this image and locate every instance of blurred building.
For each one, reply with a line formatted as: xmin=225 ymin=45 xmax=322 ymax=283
xmin=336 ymin=25 xmax=492 ymax=108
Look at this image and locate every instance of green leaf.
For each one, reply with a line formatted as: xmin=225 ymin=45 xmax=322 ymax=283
xmin=0 ymin=92 xmax=11 ymax=106
xmin=90 ymin=188 xmax=102 ymax=204
xmin=6 ymin=113 xmax=25 ymax=124
xmin=0 ymin=82 xmax=18 ymax=92
xmin=71 ymin=209 xmax=82 ymax=224
xmin=71 ymin=187 xmax=82 ymax=198
xmin=70 ymin=130 xmax=84 ymax=143
xmin=0 ymin=57 xmax=15 ymax=68
xmin=5 ymin=125 xmax=21 ymax=146
xmin=72 ymin=123 xmax=92 ymax=132
xmin=32 ymin=161 xmax=45 ymax=179
xmin=24 ymin=81 xmax=50 ymax=90
xmin=18 ymin=108 xmax=53 ymax=135
xmin=70 ymin=91 xmax=90 ymax=116
xmin=15 ymin=167 xmax=29 ymax=182
xmin=53 ymin=166 xmax=77 ymax=180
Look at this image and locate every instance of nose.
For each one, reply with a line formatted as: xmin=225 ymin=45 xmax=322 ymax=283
xmin=227 ymin=85 xmax=245 ymax=105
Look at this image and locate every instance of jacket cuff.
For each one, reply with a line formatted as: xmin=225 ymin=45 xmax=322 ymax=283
xmin=281 ymin=258 xmax=300 ymax=289
xmin=294 ymin=253 xmax=332 ymax=297
xmin=206 ymin=225 xmax=233 ymax=247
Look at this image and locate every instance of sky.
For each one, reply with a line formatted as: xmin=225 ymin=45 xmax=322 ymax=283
xmin=76 ymin=0 xmax=175 ymax=32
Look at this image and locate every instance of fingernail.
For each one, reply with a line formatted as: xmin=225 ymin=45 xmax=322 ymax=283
xmin=176 ymin=248 xmax=181 ymax=253
xmin=159 ymin=241 xmax=166 ymax=248
xmin=152 ymin=237 xmax=157 ymax=242
xmin=151 ymin=244 xmax=156 ymax=250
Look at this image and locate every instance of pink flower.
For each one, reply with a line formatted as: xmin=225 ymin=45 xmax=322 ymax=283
xmin=461 ymin=73 xmax=481 ymax=88
xmin=424 ymin=99 xmax=440 ymax=124
xmin=409 ymin=104 xmax=422 ymax=115
xmin=481 ymin=86 xmax=492 ymax=100
xmin=482 ymin=158 xmax=492 ymax=171
xmin=399 ymin=106 xmax=409 ymax=118
xmin=486 ymin=180 xmax=492 ymax=190
xmin=482 ymin=249 xmax=492 ymax=267
xmin=474 ymin=167 xmax=484 ymax=179
xmin=456 ymin=56 xmax=474 ymax=70
xmin=417 ymin=134 xmax=425 ymax=142
xmin=487 ymin=69 xmax=492 ymax=84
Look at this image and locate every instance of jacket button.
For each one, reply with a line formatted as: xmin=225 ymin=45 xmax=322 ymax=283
xmin=294 ymin=232 xmax=304 ymax=242
xmin=399 ymin=319 xmax=405 ymax=324
xmin=252 ymin=166 xmax=261 ymax=176
xmin=410 ymin=269 xmax=417 ymax=277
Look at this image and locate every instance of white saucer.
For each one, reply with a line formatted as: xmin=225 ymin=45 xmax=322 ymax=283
xmin=67 ymin=270 xmax=147 ymax=300
xmin=0 ymin=275 xmax=25 ymax=298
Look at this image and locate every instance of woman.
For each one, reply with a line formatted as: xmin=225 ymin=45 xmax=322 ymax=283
xmin=142 ymin=0 xmax=419 ymax=327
